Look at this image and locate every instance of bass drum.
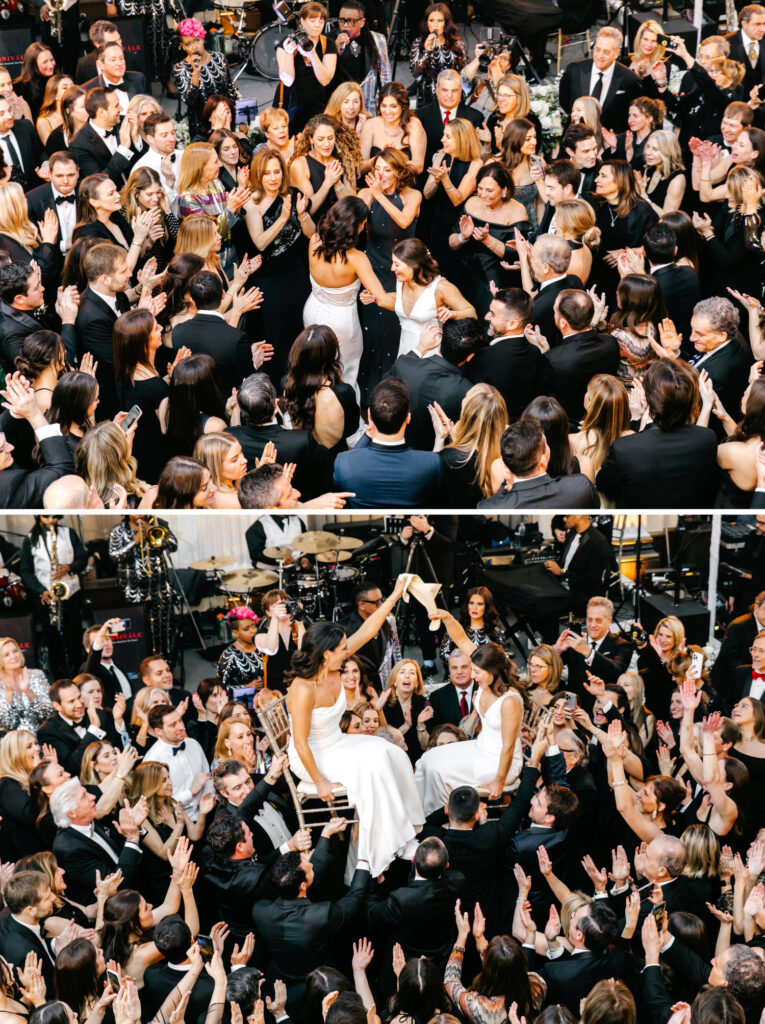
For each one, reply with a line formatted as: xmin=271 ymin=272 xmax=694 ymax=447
xmin=248 ymin=21 xmax=292 ymax=80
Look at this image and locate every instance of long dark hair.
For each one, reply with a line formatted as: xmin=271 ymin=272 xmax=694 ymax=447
xmin=377 ymin=82 xmax=412 ymax=130
xmin=29 ymin=761 xmax=54 ymax=828
xmin=14 ymin=43 xmax=54 ymax=90
xmin=610 ymin=273 xmax=667 ymax=332
xmin=728 ymin=378 xmax=765 ymax=443
xmin=314 ymin=196 xmax=368 ymax=262
xmin=303 ymin=970 xmax=353 ymax=1024
xmin=113 ymin=308 xmax=156 ymax=386
xmin=286 ymin=622 xmax=347 ymax=682
xmin=471 ymin=643 xmax=524 ymax=698
xmin=501 ymin=117 xmax=534 ymax=172
xmin=159 ymin=253 xmax=206 ymax=327
xmin=283 ymin=325 xmax=343 ymax=431
xmin=600 ymin=159 xmax=641 ymax=218
xmin=155 ymin=456 xmax=207 ymax=509
xmin=200 ymin=94 xmax=235 ymax=137
xmin=417 ymin=2 xmax=462 ymax=52
xmin=54 ymin=938 xmax=100 ymax=1015
xmin=660 ymin=211 xmax=699 ymax=271
xmin=472 ymin=936 xmax=534 ymax=1019
xmin=393 ymin=238 xmax=439 ymax=283
xmin=523 ymin=395 xmax=577 ymax=477
xmin=458 ymin=586 xmax=501 ymax=634
xmin=15 ymin=331 xmax=66 ymax=380
xmin=100 ymin=890 xmax=145 ymax=967
xmin=389 ymin=958 xmax=450 ymax=1024
xmin=47 ymin=373 xmax=99 ymax=435
xmin=164 ymin=353 xmax=227 ymax=456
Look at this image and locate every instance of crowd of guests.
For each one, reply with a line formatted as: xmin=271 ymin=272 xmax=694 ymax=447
xmin=8 ymin=8 xmax=765 ymax=507
xmin=0 ymin=518 xmax=763 ymax=1024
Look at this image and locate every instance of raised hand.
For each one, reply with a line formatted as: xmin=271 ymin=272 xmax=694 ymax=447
xmin=581 ymin=854 xmax=607 ymax=893
xmin=392 ymin=942 xmax=406 ymax=979
xmin=513 ymin=862 xmax=532 ymax=899
xmin=454 ymin=898 xmax=471 ymax=944
xmin=352 ymin=937 xmax=375 ymax=971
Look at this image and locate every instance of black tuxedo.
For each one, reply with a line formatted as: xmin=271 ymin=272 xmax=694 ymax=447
xmin=0 ymin=777 xmax=40 ymax=861
xmin=81 ymin=71 xmax=148 ymax=98
xmin=388 ymin=353 xmax=472 ymax=451
xmin=0 ymin=234 xmax=60 ymax=298
xmin=0 ymin=433 xmax=74 ymax=509
xmin=479 ymin=471 xmax=600 ymax=509
xmin=1 ymin=118 xmax=45 ymax=191
xmin=199 ymin=848 xmax=276 ymax=941
xmin=524 ymin=944 xmax=630 ymax=1014
xmin=596 ymin=423 xmax=719 ymax=508
xmin=692 ymin=340 xmax=752 ymax=438
xmin=503 ymin=822 xmax=571 ymax=921
xmin=0 ymin=301 xmax=77 ymax=370
xmin=0 ymin=915 xmax=56 ymax=995
xmin=467 ymin=335 xmax=552 ymax=421
xmin=559 ymin=60 xmax=641 ymax=132
xmin=81 ymin=645 xmax=136 ymax=708
xmin=52 ymin=821 xmax=143 ymax=905
xmin=69 ymin=121 xmax=135 ymax=183
xmin=729 ymin=663 xmax=765 ymax=711
xmin=428 ymin=681 xmax=475 ymax=727
xmin=532 ymin=274 xmax=584 ymax=349
xmin=712 ymin=612 xmax=763 ymax=691
xmin=417 ymin=102 xmax=486 ymax=166
xmin=229 ymin=423 xmax=332 ymax=500
xmin=25 ymin=182 xmax=76 ymax=252
xmin=557 ymin=524 xmax=613 ymax=611
xmin=37 ymin=710 xmax=121 ymax=775
xmin=75 ymin=286 xmax=127 ymax=417
xmin=172 ymin=313 xmax=253 ymax=397
xmin=651 ymin=264 xmax=701 ymax=356
xmin=563 ymin=632 xmax=632 ymax=702
xmin=333 ymin=435 xmax=442 ymax=508
xmin=545 ymin=330 xmax=620 ymax=428
xmin=726 ymin=31 xmax=765 ymax=94
xmin=142 ymin=962 xmax=213 ymax=1024
xmin=76 ymin=49 xmax=143 ymax=85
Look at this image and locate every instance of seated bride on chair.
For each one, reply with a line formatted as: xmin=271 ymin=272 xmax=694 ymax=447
xmin=415 ymin=609 xmax=525 ymax=816
xmin=286 ymin=576 xmax=424 ymax=877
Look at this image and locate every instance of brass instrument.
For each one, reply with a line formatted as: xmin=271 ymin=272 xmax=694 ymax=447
xmin=724 ymin=0 xmax=738 ymax=31
xmin=48 ymin=524 xmax=69 ymax=632
xmin=47 ymin=0 xmax=66 ymax=42
xmin=139 ymin=517 xmax=169 ymax=576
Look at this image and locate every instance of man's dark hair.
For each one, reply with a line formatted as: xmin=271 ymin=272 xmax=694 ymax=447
xmin=153 ymin=915 xmax=192 ymax=962
xmin=493 ymin=287 xmax=533 ymax=328
xmin=352 ymin=580 xmax=380 ymax=609
xmin=226 ymin=967 xmax=264 ymax=1018
xmin=578 ymin=901 xmax=618 ymax=953
xmin=237 ymin=373 xmax=277 ymax=426
xmin=49 ymin=679 xmax=78 ymax=705
xmin=189 ymin=271 xmax=224 ymax=311
xmin=643 ymin=224 xmax=678 ymax=266
xmin=605 ymin=683 xmax=630 ymax=716
xmin=143 ymin=112 xmax=173 ymax=138
xmin=562 ymin=123 xmax=596 ymax=153
xmin=369 ymin=378 xmax=409 ymax=434
xmin=4 ymin=871 xmax=48 ymax=914
xmin=238 ymin=464 xmax=286 ymax=509
xmin=206 ymin=813 xmax=246 ymax=859
xmin=327 ymin=993 xmax=366 ymax=1024
xmin=447 ymin=786 xmax=480 ymax=824
xmin=440 ymin=318 xmax=481 ymax=365
xmin=739 ymin=3 xmax=765 ymax=23
xmin=338 ymin=0 xmax=365 ymax=11
xmin=545 ymin=784 xmax=580 ymax=828
xmin=690 ymin=988 xmax=744 ymax=1024
xmin=500 ymin=419 xmax=545 ymax=477
xmin=96 ymin=41 xmax=123 ymax=60
xmin=84 ymin=88 xmax=110 ymax=120
xmin=556 ymin=289 xmax=593 ymax=332
xmin=270 ymin=851 xmax=307 ymax=898
xmin=644 ymin=359 xmax=698 ymax=430
xmin=90 ymin=18 xmax=120 ymax=43
xmin=0 ymin=262 xmax=34 ymax=304
xmin=212 ymin=759 xmax=248 ymax=795
xmin=148 ymin=704 xmax=179 ymax=731
xmin=722 ymin=946 xmax=765 ymax=1005
xmin=545 ymin=159 xmax=581 ymax=193
xmin=413 ymin=837 xmax=448 ymax=879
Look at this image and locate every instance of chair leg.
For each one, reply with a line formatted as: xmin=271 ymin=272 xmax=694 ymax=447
xmin=557 ymin=27 xmax=563 ymax=76
xmin=586 ymin=27 xmax=592 ymax=56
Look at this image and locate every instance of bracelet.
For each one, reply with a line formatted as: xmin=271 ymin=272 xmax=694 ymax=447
xmin=444 ymin=183 xmax=454 ymax=191
xmin=612 ymin=780 xmax=627 ymax=787
xmin=459 ymin=232 xmax=470 ymax=242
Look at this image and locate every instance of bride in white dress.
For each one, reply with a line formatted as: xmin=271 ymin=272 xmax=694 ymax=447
xmin=305 ymin=196 xmax=387 ymax=393
xmin=287 ymin=576 xmax=424 ymax=877
xmin=415 ymin=611 xmax=524 ymax=815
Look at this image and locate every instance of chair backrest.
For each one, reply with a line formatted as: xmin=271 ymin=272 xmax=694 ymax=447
xmin=255 ymin=692 xmax=291 ymax=754
xmin=523 ymin=700 xmax=543 ymax=735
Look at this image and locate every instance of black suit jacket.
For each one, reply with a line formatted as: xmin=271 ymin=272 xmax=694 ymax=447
xmin=545 ymin=330 xmax=620 ymax=428
xmin=142 ymin=962 xmax=213 ymax=1024
xmin=0 ymin=302 xmax=77 ymax=370
xmin=428 ymin=681 xmax=471 ymax=727
xmin=504 ymin=822 xmax=571 ymax=920
xmin=563 ymin=632 xmax=633 ymax=702
xmin=418 ymin=102 xmax=485 ymax=166
xmin=37 ymin=710 xmax=120 ymax=775
xmin=479 ymin=472 xmax=600 ymax=509
xmin=559 ymin=59 xmax=642 ymax=132
xmin=172 ymin=313 xmax=253 ymax=396
xmin=532 ymin=274 xmax=584 ymax=349
xmin=69 ymin=121 xmax=135 ymax=183
xmin=558 ymin=524 xmax=613 ymax=610
xmin=524 ymin=944 xmax=630 ymax=1014
xmin=694 ymin=340 xmax=752 ymax=438
xmin=228 ymin=423 xmax=332 ymax=499
xmin=5 ymin=118 xmax=45 ymax=191
xmin=52 ymin=822 xmax=142 ymax=905
xmin=651 ymin=264 xmax=700 ymax=356
xmin=467 ymin=335 xmax=552 ymax=421
xmin=0 ymin=433 xmax=74 ymax=509
xmin=712 ymin=612 xmax=761 ymax=691
xmin=0 ymin=915 xmax=56 ymax=995
xmin=81 ymin=71 xmax=148 ymax=98
xmin=388 ymin=353 xmax=472 ymax=451
xmin=726 ymin=31 xmax=765 ymax=94
xmin=75 ymin=286 xmax=128 ymax=417
xmin=81 ymin=645 xmax=136 ymax=708
xmin=729 ymin=663 xmax=762 ymax=711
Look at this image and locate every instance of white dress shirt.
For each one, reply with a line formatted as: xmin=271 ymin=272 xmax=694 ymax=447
xmin=144 ymin=736 xmax=211 ymax=819
xmin=92 ymin=121 xmax=133 ymax=161
xmin=51 ymin=185 xmax=77 ymax=253
xmin=0 ymin=131 xmax=23 ymax=172
xmin=68 ymin=821 xmax=119 ymax=862
xmin=132 ymin=145 xmax=183 ymax=207
xmin=59 ymin=712 xmax=105 ymax=740
xmin=90 ymin=288 xmax=119 ymax=315
xmin=589 ymin=63 xmax=615 ymax=99
xmin=742 ymin=28 xmax=760 ymax=64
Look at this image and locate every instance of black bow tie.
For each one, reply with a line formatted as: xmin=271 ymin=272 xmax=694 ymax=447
xmin=172 ymin=741 xmax=186 ymax=755
xmin=55 ymin=194 xmax=75 ymax=205
xmin=103 ymin=82 xmax=124 ymax=93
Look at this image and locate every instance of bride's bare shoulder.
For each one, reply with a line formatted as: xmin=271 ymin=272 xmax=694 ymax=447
xmin=287 ymin=677 xmax=316 ymax=706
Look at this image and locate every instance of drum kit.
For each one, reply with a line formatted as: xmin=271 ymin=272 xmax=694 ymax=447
xmin=191 ymin=530 xmax=371 ymax=622
xmin=0 ymin=571 xmax=25 ymax=612
xmin=212 ymin=0 xmax=290 ymax=81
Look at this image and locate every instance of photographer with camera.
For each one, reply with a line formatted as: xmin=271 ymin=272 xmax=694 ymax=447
xmin=275 ymin=1 xmax=338 ymax=133
xmin=255 ymin=588 xmax=306 ymax=692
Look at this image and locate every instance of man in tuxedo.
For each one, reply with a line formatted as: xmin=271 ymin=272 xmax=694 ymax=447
xmin=388 ymin=318 xmax=478 ymax=451
xmin=418 ymin=70 xmax=486 ymax=167
xmin=229 ymin=374 xmax=332 ymax=499
xmin=561 ymin=125 xmax=601 ymax=200
xmin=642 ymin=225 xmax=700 ymax=356
xmin=726 ymin=6 xmax=765 ymax=95
xmin=468 ymin=288 xmax=551 ymax=420
xmin=38 ymin=679 xmax=122 ymax=774
xmin=543 ymin=290 xmax=619 ymax=427
xmin=544 ymin=517 xmax=613 ymax=615
xmin=75 ymin=243 xmax=132 ymax=417
xmin=480 ymin=418 xmax=600 ymax=509
xmin=0 ymin=871 xmax=58 ymax=995
xmin=50 ymin=778 xmax=144 ymax=905
xmin=69 ymin=88 xmax=137 ymax=183
xmin=252 ymin=845 xmax=369 ymax=1016
xmin=82 ymin=41 xmax=147 ymax=114
xmin=688 ymin=297 xmax=751 ymax=438
xmin=540 ymin=730 xmax=598 ymax=870
xmin=554 ymin=595 xmax=632 ymax=700
xmin=534 ymin=160 xmax=582 ymax=237
xmin=713 ymin=591 xmax=765 ymax=689
xmin=172 ymin=272 xmax=257 ymax=397
xmin=728 ymin=629 xmax=765 ymax=710
xmin=212 ymin=758 xmax=301 ymax=862
xmin=144 ymin=704 xmax=212 ymax=821
xmin=333 ymin=379 xmax=442 ymax=508
xmin=0 ymin=262 xmax=78 ymax=368
xmin=656 ymin=938 xmax=765 ymax=1024
xmin=559 ymin=27 xmax=641 ymax=133
xmin=524 ymin=235 xmax=583 ymax=348
xmin=25 ymin=153 xmax=79 ymax=256
xmin=597 ymin=359 xmax=719 ymax=508
xmin=76 ymin=21 xmax=126 ymax=84
xmin=81 ymin=619 xmax=135 ymax=707
xmin=142 ymin=917 xmax=214 ymax=1024
xmin=132 ymin=113 xmax=183 ymax=204
xmin=429 ymin=650 xmax=474 ymax=727
xmin=367 ymin=837 xmax=466 ymax=968
xmin=0 ymin=96 xmax=45 ymax=192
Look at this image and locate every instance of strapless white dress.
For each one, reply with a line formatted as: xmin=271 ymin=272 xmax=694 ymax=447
xmin=304 ymin=276 xmax=363 ymax=392
xmin=395 ymin=276 xmax=441 ymax=357
xmin=288 ymin=684 xmax=424 ymax=876
xmin=414 ymin=687 xmax=524 ymax=815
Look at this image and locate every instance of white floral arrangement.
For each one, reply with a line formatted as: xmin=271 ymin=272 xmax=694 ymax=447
xmin=529 ymin=79 xmax=564 ymax=152
xmin=172 ymin=119 xmax=190 ymax=149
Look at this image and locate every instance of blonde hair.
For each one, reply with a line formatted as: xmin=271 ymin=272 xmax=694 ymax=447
xmin=446 ymin=384 xmax=508 ymax=498
xmin=495 ymin=74 xmax=530 ymax=118
xmin=74 ymin=422 xmax=146 ymax=502
xmin=0 ymin=182 xmax=40 ymax=251
xmin=175 ymin=212 xmax=222 ymax=275
xmin=386 ymin=659 xmax=425 ymax=703
xmin=653 ymin=615 xmax=685 ymax=655
xmin=561 ymin=890 xmax=591 ymax=934
xmin=445 ymin=118 xmax=481 ymax=162
xmin=80 ymin=740 xmax=115 ymax=785
xmin=178 ymin=141 xmax=216 ymax=194
xmin=579 ymin=374 xmax=631 ymax=473
xmin=682 ymin=822 xmax=721 ymax=878
xmin=554 ymin=198 xmax=601 ymax=251
xmin=130 ymin=686 xmax=170 ymax=727
xmin=709 ymin=56 xmax=745 ymax=89
xmin=570 ymin=96 xmax=603 ymax=151
xmin=354 ymin=700 xmax=387 ymax=726
xmin=527 ymin=644 xmax=563 ymax=692
xmin=618 ymin=671 xmax=647 ymax=731
xmin=193 ymin=431 xmax=237 ymax=489
xmin=646 ymin=129 xmax=684 ymax=179
xmin=214 ymin=717 xmax=255 ymax=768
xmin=259 ymin=106 xmax=289 ymax=134
xmin=0 ymin=637 xmax=24 ymax=674
xmin=727 ymin=165 xmax=763 ymax=208
xmin=130 ymin=93 xmax=161 ymax=122
xmin=249 ymin=148 xmax=289 ymax=202
xmin=325 ymin=81 xmax=368 ymax=123
xmin=0 ymin=729 xmax=36 ymax=791
xmin=121 ymin=166 xmax=169 ymax=242
xmin=129 ymin=760 xmax=174 ymax=825
xmin=631 ymin=19 xmax=667 ymax=63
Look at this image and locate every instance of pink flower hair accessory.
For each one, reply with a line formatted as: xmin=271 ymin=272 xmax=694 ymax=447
xmin=179 ymin=17 xmax=206 ymax=38
xmin=226 ymin=605 xmax=259 ymax=624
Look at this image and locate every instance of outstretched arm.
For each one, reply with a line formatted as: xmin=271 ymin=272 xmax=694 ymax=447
xmin=346 ymin=577 xmax=406 ymax=656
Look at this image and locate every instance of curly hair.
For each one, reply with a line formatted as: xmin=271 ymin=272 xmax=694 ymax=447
xmin=289 ymin=113 xmax=360 ymax=184
xmin=312 ymin=195 xmax=369 ymax=262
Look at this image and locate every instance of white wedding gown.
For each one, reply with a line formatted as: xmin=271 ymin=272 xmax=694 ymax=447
xmin=395 ymin=276 xmax=441 ymax=357
xmin=415 ymin=687 xmax=524 ymax=815
xmin=304 ymin=276 xmax=363 ymax=392
xmin=288 ymin=684 xmax=424 ymax=876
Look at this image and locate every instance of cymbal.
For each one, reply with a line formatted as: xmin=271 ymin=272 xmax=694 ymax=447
xmin=334 ymin=535 xmax=363 ymax=551
xmin=293 ymin=530 xmax=341 ymax=554
xmin=263 ymin=546 xmax=294 ymax=561
xmin=191 ymin=556 xmax=235 ymax=571
xmin=222 ymin=569 xmax=279 ymax=589
xmin=316 ymin=550 xmax=352 ymax=563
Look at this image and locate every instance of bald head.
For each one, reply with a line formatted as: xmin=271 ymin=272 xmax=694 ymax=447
xmin=531 ymin=234 xmax=572 ymax=283
xmin=44 ymin=476 xmax=92 ymax=510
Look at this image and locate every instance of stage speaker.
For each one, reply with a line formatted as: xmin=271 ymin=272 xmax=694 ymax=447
xmin=628 ymin=10 xmax=698 ymax=56
xmin=637 ymin=590 xmax=710 ymax=644
xmin=333 ymin=519 xmax=386 ymax=541
xmin=0 ymin=612 xmax=37 ymax=666
xmin=0 ymin=24 xmax=34 ymax=77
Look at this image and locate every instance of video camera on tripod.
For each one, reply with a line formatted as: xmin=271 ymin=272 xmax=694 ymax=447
xmin=273 ymin=0 xmax=336 ymax=51
xmin=477 ymin=27 xmax=517 ymax=69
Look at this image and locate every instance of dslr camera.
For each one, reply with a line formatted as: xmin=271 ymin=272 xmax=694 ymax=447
xmin=478 ymin=27 xmax=516 ymax=70
xmin=286 ymin=599 xmax=306 ymax=622
xmin=273 ymin=0 xmax=313 ymax=51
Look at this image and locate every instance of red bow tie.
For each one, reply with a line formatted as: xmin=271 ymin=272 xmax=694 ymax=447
xmin=753 ymin=671 xmax=765 ymax=680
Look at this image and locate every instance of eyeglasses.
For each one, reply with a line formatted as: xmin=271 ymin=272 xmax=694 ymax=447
xmin=361 ymin=597 xmax=383 ymax=606
xmin=338 ymin=16 xmax=363 ymax=23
